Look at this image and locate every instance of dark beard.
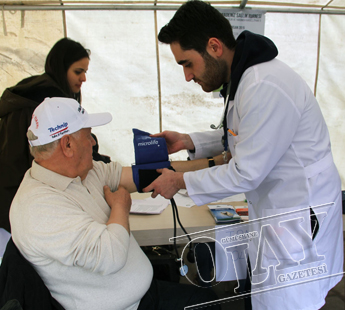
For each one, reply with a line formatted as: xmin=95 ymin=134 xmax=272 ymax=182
xmin=198 ymin=52 xmax=228 ymax=92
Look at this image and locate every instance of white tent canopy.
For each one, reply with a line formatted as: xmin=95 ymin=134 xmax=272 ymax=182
xmin=1 ymin=0 xmax=344 ymax=189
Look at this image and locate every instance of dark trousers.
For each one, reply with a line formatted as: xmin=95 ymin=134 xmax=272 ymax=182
xmin=138 ymin=279 xmax=221 ymax=310
xmin=194 ymin=242 xmax=252 ymax=309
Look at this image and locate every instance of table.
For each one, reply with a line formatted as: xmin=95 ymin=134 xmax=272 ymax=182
xmin=129 ymin=193 xmax=247 ymax=246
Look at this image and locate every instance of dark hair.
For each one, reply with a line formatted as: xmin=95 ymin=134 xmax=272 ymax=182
xmin=44 ymin=38 xmax=90 ymax=103
xmin=158 ymin=0 xmax=236 ymax=54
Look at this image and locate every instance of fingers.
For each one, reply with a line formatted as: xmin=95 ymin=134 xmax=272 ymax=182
xmin=142 ymin=178 xmax=176 ymax=200
xmin=142 ymin=168 xmax=164 ymax=194
xmin=103 ymin=185 xmax=130 ymax=201
xmin=150 ymin=132 xmax=165 ymax=138
xmin=103 ymin=185 xmax=111 ymax=198
xmin=142 ymin=184 xmax=153 ymax=194
xmin=142 ymin=177 xmax=160 ymax=198
xmin=103 ymin=185 xmax=124 ymax=194
xmin=151 ymin=191 xmax=159 ymax=199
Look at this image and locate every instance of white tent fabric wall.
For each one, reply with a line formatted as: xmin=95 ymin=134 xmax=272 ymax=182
xmin=317 ymin=15 xmax=345 ymax=190
xmin=0 ymin=10 xmax=64 ymax=87
xmin=66 ymin=10 xmax=162 ymax=165
xmin=0 ymin=7 xmax=344 ymax=190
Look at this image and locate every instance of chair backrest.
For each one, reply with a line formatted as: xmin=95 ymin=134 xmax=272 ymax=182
xmin=0 ymin=238 xmax=64 ymax=310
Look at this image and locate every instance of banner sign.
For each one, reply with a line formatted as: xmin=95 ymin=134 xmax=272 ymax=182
xmin=218 ymin=9 xmax=266 ymax=38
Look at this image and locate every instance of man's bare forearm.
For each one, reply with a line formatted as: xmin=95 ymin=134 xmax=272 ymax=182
xmin=171 ymin=152 xmax=231 ymax=172
xmin=120 ymin=152 xmax=231 ymax=194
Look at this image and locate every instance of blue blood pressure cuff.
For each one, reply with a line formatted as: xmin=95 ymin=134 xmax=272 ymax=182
xmin=133 ymin=128 xmax=169 ymax=164
xmin=132 ymin=129 xmax=172 ymax=192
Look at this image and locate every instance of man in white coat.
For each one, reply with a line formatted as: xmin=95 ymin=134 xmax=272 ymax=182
xmin=144 ymin=1 xmax=344 ymax=309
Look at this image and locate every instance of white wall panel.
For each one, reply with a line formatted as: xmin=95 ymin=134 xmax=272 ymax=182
xmin=317 ymin=14 xmax=345 ymax=188
xmin=265 ymin=13 xmax=319 ymax=91
xmin=66 ymin=10 xmax=159 ymax=165
xmin=0 ymin=11 xmax=64 ymax=90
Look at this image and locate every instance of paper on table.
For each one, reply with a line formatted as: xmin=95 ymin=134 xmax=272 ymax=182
xmin=131 ymin=196 xmax=169 ymax=214
xmin=173 ymin=190 xmax=195 ymax=208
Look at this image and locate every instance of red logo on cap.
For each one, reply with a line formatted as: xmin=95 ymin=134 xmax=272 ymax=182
xmin=33 ymin=115 xmax=39 ymax=129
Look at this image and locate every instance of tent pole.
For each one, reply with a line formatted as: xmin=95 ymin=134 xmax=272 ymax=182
xmin=153 ymin=1 xmax=163 ymax=133
xmin=239 ymin=0 xmax=248 ymax=9
xmin=2 ymin=5 xmax=345 ymax=15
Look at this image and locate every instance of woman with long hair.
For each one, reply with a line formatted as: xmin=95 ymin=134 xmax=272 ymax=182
xmin=0 ymin=38 xmax=96 ymax=232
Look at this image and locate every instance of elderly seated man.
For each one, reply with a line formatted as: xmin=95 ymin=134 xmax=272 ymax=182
xmin=9 ymin=97 xmax=221 ymax=310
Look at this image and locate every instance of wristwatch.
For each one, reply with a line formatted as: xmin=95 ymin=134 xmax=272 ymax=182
xmin=207 ymin=157 xmax=215 ymax=167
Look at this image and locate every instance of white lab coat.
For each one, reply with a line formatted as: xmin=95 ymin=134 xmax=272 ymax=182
xmin=185 ymin=58 xmax=343 ymax=310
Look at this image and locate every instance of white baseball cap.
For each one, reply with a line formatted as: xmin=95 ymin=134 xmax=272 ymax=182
xmin=28 ymin=97 xmax=112 ymax=146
